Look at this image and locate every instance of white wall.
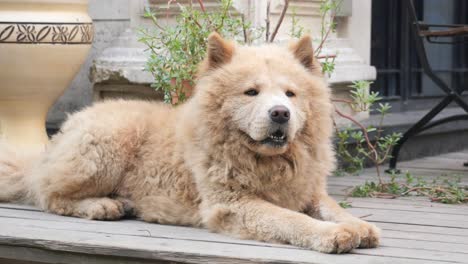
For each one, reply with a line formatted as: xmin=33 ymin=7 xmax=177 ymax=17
xmin=337 ymin=0 xmax=372 ymax=64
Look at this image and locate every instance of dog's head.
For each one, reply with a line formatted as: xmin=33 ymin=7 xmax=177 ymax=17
xmin=194 ymin=33 xmax=332 ymax=156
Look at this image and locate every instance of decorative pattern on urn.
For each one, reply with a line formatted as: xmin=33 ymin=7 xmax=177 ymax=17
xmin=0 ymin=23 xmax=94 ymax=44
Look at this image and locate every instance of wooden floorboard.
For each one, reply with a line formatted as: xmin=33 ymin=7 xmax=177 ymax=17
xmin=0 ymin=151 xmax=467 ymax=263
xmin=2 ymin=225 xmax=452 ymax=264
xmin=381 ymin=230 xmax=468 ymax=245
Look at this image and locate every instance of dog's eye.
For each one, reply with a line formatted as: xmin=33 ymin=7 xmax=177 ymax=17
xmin=286 ymin=91 xmax=295 ymax=97
xmin=244 ymin=89 xmax=259 ymax=96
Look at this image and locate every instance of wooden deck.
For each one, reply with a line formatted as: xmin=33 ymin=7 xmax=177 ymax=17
xmin=1 ymin=151 xmax=467 ymax=264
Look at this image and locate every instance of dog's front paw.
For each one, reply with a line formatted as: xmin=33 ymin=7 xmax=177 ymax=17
xmin=347 ymin=219 xmax=380 ymax=248
xmin=311 ymin=223 xmax=360 ymax=254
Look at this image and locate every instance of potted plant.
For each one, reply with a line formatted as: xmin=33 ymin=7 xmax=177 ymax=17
xmin=139 ymin=1 xmax=254 ymax=105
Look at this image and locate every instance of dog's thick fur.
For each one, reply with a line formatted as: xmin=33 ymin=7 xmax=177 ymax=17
xmin=0 ymin=33 xmax=380 ymax=253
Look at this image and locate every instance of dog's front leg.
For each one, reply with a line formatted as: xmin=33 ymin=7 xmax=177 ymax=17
xmin=203 ymin=198 xmax=360 ymax=253
xmin=311 ymin=192 xmax=380 ymax=248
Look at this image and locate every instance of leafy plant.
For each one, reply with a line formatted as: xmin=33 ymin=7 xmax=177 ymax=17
xmin=350 ymin=172 xmax=468 ymax=204
xmin=333 ymin=81 xmax=402 ymax=183
xmin=139 ymin=0 xmax=254 ymax=104
xmin=289 ymin=7 xmax=306 ymax=39
xmin=338 ymin=200 xmax=352 ymax=208
xmin=315 ymin=0 xmax=340 ymax=56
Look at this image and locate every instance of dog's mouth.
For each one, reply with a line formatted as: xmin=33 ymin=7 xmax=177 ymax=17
xmin=259 ymin=129 xmax=288 ymax=147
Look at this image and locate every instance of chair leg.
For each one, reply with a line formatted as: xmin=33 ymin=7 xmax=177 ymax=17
xmin=388 ymin=95 xmax=454 ymax=171
xmin=453 ymin=93 xmax=468 ymax=113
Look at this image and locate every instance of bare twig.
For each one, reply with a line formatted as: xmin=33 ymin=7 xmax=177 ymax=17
xmin=316 ymin=54 xmax=337 ymax=59
xmin=334 ymin=108 xmax=376 ymax=156
xmin=186 ymin=12 xmax=203 ymax=29
xmin=332 ymin=117 xmax=340 ymax=135
xmin=196 ymin=0 xmax=206 ymax=12
xmin=269 ymin=0 xmax=289 ymax=42
xmin=265 ymin=0 xmax=271 ymax=42
xmin=145 ymin=10 xmax=166 ymax=31
xmin=314 ymin=1 xmax=339 ymax=56
xmin=331 ymin=98 xmax=354 ymax=105
xmin=215 ymin=0 xmax=232 ymax=32
xmin=334 ymin=107 xmax=381 ymax=181
xmin=372 ymin=192 xmax=397 ymax=199
xmin=241 ymin=14 xmax=249 ymax=44
xmin=166 ymin=0 xmax=177 ymax=20
xmin=314 ymin=21 xmax=333 ymax=56
xmin=359 ymin=214 xmax=373 ymax=219
xmin=195 ymin=0 xmax=215 ymax=31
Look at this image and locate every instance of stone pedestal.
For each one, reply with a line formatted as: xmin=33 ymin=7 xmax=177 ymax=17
xmin=325 ymin=38 xmax=376 ymax=126
xmin=90 ymin=29 xmax=162 ymax=101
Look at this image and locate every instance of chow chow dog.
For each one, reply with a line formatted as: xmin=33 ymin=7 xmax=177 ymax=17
xmin=0 ymin=33 xmax=379 ymax=253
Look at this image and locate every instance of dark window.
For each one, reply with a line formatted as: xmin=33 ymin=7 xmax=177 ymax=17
xmin=371 ymin=0 xmax=468 ymax=111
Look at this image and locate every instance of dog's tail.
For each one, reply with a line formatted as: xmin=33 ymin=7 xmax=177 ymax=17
xmin=0 ymin=140 xmax=40 ymax=204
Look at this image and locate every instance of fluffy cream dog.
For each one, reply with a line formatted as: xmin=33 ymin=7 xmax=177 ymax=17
xmin=0 ymin=33 xmax=380 ymax=253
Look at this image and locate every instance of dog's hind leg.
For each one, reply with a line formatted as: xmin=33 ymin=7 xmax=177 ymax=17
xmin=30 ymin=131 xmax=132 ymax=220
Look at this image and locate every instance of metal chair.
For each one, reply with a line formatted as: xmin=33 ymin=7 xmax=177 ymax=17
xmin=388 ymin=0 xmax=468 ymax=171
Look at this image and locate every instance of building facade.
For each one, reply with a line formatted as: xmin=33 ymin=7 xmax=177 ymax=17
xmin=47 ymin=0 xmax=468 ymax=160
xmin=48 ymin=0 xmax=375 ymax=128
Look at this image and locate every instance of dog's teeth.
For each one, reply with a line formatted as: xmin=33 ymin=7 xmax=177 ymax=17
xmin=268 ymin=134 xmax=286 ymax=142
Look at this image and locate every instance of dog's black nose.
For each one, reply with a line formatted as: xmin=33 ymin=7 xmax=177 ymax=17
xmin=269 ymin=105 xmax=290 ymax=124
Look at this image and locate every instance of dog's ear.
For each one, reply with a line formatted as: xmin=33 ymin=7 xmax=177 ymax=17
xmin=206 ymin=32 xmax=235 ymax=69
xmin=289 ymin=35 xmax=322 ymax=76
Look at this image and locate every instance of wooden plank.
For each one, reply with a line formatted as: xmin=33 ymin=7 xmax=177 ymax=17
xmin=0 ymin=207 xmax=106 ymax=224
xmin=0 ymin=216 xmax=294 ymax=250
xmin=353 ymin=246 xmax=467 ymax=263
xmin=4 ymin=243 xmax=450 ymax=264
xmin=437 ymin=152 xmax=468 ymax=161
xmin=1 ymin=208 xmax=468 ymax=262
xmin=0 ymin=245 xmax=171 ymax=264
xmin=328 ymin=171 xmax=468 ymax=184
xmin=3 ymin=204 xmax=466 ymax=241
xmin=3 ymin=216 xmax=468 ymax=256
xmin=348 ymin=207 xmax=468 ymax=221
xmin=375 ymin=222 xmax=468 ymax=237
xmin=327 ymin=185 xmax=354 ymax=196
xmin=381 ymin=238 xmax=468 ymax=254
xmin=3 ymin=207 xmax=468 ymax=246
xmin=343 ymin=197 xmax=468 ymax=208
xmin=0 ymin=203 xmax=40 ymax=212
xmin=0 ymin=226 xmax=450 ymax=264
xmin=398 ymin=158 xmax=468 ymax=172
xmin=382 ymin=230 xmax=468 ymax=246
xmin=343 ymin=200 xmax=468 ymax=215
xmin=348 ymin=208 xmax=468 ymax=229
xmin=328 ymin=174 xmax=468 ymax=185
xmin=9 ymin=197 xmax=467 ymax=219
xmin=331 ymin=195 xmax=443 ymax=206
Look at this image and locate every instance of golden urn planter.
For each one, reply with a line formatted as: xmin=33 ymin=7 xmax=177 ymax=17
xmin=0 ymin=0 xmax=93 ymax=152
